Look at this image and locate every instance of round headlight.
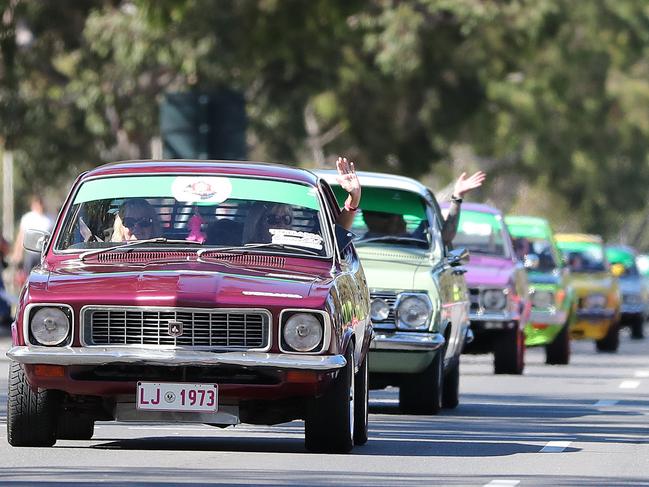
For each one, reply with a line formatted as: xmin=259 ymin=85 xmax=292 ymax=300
xmin=532 ymin=290 xmax=554 ymax=309
xmin=482 ymin=289 xmax=507 ymax=310
xmin=30 ymin=307 xmax=70 ymax=346
xmin=370 ymin=299 xmax=390 ymax=322
xmin=396 ymin=295 xmax=431 ymax=329
xmin=283 ymin=313 xmax=323 ymax=352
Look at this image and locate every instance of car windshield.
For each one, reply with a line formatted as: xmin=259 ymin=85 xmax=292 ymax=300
xmin=330 ymin=185 xmax=431 ymax=248
xmin=512 ymin=237 xmax=558 ymax=271
xmin=606 ymin=247 xmax=639 ymax=277
xmin=55 ymin=174 xmax=329 ymax=257
xmin=453 ymin=210 xmax=508 ymax=257
xmin=558 ymin=241 xmax=606 ymax=272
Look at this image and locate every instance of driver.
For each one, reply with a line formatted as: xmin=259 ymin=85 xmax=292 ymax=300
xmin=112 ymin=198 xmax=162 ymax=241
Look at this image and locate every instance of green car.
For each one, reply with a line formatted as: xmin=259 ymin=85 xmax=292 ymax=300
xmin=318 ymin=170 xmax=471 ymax=414
xmin=505 ymin=215 xmax=575 ymax=364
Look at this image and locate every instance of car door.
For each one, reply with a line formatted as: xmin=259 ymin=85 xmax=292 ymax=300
xmin=426 ymin=191 xmax=470 ymax=365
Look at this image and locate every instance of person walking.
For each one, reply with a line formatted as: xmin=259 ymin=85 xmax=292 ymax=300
xmin=11 ymin=195 xmax=54 ymax=283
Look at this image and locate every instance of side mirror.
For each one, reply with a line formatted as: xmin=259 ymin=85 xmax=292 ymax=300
xmin=334 ymin=224 xmax=356 ymax=253
xmin=611 ymin=263 xmax=625 ymax=278
xmin=523 ymin=254 xmax=540 ymax=270
xmin=24 ymin=228 xmax=50 ymax=253
xmin=448 ymin=247 xmax=469 ymax=267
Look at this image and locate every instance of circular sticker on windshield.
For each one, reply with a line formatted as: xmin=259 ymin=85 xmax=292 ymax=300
xmin=172 ymin=177 xmax=232 ymax=203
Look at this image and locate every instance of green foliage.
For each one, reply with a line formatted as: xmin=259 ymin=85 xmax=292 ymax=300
xmin=2 ymin=0 xmax=649 ymax=241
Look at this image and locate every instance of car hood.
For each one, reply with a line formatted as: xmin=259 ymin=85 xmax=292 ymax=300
xmin=356 ymin=245 xmax=429 ymax=290
xmin=464 ymin=254 xmax=515 ymax=288
xmin=28 ymin=260 xmax=333 ymax=309
xmin=526 ymin=270 xmax=561 ymax=286
xmin=568 ymin=272 xmax=615 ymax=296
xmin=618 ymin=276 xmax=644 ymax=295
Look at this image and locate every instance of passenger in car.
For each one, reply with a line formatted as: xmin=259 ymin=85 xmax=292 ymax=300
xmin=111 ymin=198 xmax=162 ymax=241
xmin=242 ymin=202 xmax=294 ymax=244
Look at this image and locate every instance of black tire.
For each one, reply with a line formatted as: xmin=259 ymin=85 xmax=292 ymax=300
xmin=7 ymin=362 xmax=59 ymax=447
xmin=57 ymin=412 xmax=95 ymax=440
xmin=596 ymin=321 xmax=620 ymax=352
xmin=442 ymin=360 xmax=460 ymax=409
xmin=399 ymin=351 xmax=443 ymax=415
xmin=630 ymin=318 xmax=645 ymax=340
xmin=353 ymin=354 xmax=369 ymax=446
xmin=545 ymin=321 xmax=571 ymax=365
xmin=494 ymin=325 xmax=525 ymax=375
xmin=305 ymin=347 xmax=354 ymax=453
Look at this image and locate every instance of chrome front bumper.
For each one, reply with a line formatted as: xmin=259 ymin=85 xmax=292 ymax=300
xmin=370 ymin=332 xmax=445 ymax=352
xmin=576 ymin=308 xmax=615 ymax=320
xmin=6 ymin=346 xmax=346 ymax=371
xmin=530 ymin=309 xmax=567 ymax=325
xmin=621 ymin=304 xmax=646 ymax=315
xmin=469 ymin=311 xmax=519 ymax=323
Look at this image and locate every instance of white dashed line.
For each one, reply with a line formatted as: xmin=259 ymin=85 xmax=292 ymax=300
xmin=619 ymin=380 xmax=641 ymax=389
xmin=540 ymin=441 xmax=572 ymax=453
xmin=484 ymin=481 xmax=520 ymax=487
xmin=594 ymin=400 xmax=618 ymax=406
xmin=634 ymin=370 xmax=649 ymax=378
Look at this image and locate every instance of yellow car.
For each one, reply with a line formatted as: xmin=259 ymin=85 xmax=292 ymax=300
xmin=555 ymin=233 xmax=621 ymax=352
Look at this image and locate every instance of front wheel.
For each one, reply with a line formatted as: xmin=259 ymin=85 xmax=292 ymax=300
xmin=399 ymin=351 xmax=443 ymax=415
xmin=596 ymin=321 xmax=620 ymax=352
xmin=353 ymin=354 xmax=369 ymax=446
xmin=494 ymin=325 xmax=525 ymax=375
xmin=7 ymin=362 xmax=60 ymax=447
xmin=305 ymin=347 xmax=354 ymax=453
xmin=629 ymin=317 xmax=645 ymax=340
xmin=442 ymin=360 xmax=460 ymax=409
xmin=545 ymin=321 xmax=571 ymax=365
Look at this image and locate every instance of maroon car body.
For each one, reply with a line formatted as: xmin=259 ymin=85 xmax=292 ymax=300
xmin=7 ymin=160 xmax=372 ymax=453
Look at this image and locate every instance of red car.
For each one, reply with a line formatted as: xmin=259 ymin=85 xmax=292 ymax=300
xmin=6 ymin=160 xmax=372 ymax=453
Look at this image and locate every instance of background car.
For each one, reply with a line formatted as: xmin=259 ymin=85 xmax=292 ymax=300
xmin=319 ymin=170 xmax=471 ymax=414
xmin=605 ymin=245 xmax=647 ymax=339
xmin=505 ymin=215 xmax=576 ymax=365
xmin=6 ymin=160 xmax=372 ymax=453
xmin=442 ymin=202 xmax=530 ymax=375
xmin=555 ymin=233 xmax=621 ymax=352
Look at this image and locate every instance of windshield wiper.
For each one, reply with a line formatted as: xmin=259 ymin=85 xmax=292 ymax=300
xmin=79 ymin=238 xmax=203 ymax=261
xmin=356 ymin=236 xmax=429 ymax=247
xmin=198 ymin=242 xmax=321 ymax=258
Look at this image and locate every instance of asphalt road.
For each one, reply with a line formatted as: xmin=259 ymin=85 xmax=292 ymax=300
xmin=0 ymin=326 xmax=648 ymax=486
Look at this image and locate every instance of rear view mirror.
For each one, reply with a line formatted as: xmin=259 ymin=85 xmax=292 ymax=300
xmin=448 ymin=247 xmax=469 ymax=267
xmin=334 ymin=224 xmax=356 ymax=253
xmin=24 ymin=229 xmax=50 ymax=253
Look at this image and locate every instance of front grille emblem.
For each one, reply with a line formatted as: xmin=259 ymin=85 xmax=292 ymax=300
xmin=168 ymin=320 xmax=184 ymax=337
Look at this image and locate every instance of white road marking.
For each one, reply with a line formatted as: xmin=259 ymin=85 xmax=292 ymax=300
xmin=484 ymin=481 xmax=520 ymax=486
xmin=594 ymin=400 xmax=618 ymax=406
xmin=619 ymin=380 xmax=641 ymax=389
xmin=634 ymin=370 xmax=649 ymax=378
xmin=540 ymin=440 xmax=572 ymax=453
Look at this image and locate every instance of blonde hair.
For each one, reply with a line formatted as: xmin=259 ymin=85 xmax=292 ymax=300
xmin=111 ymin=198 xmax=161 ymax=241
xmin=242 ymin=202 xmax=293 ymax=244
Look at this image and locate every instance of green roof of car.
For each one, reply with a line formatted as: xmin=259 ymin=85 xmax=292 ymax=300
xmin=504 ymin=215 xmax=552 ymax=240
xmin=605 ymin=245 xmax=636 ymax=268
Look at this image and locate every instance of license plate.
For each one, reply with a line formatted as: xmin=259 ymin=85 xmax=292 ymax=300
xmin=136 ymin=382 xmax=218 ymax=412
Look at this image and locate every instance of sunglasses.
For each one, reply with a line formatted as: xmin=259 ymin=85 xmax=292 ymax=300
xmin=266 ymin=214 xmax=292 ymax=226
xmin=123 ymin=216 xmax=154 ymax=229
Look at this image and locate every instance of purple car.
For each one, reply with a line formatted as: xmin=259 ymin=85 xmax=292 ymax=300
xmin=440 ymin=202 xmax=530 ymax=374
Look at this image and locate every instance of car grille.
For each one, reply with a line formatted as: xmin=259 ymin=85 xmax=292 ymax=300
xmin=82 ymin=307 xmax=270 ymax=350
xmin=469 ymin=288 xmax=480 ymax=313
xmin=370 ymin=290 xmax=397 ymax=326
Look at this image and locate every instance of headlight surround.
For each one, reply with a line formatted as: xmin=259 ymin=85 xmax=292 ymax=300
xmin=532 ymin=290 xmax=554 ymax=309
xmin=29 ymin=306 xmax=71 ymax=346
xmin=396 ymin=293 xmax=432 ymax=330
xmin=370 ymin=298 xmax=390 ymax=322
xmin=282 ymin=313 xmax=324 ymax=352
xmin=481 ymin=289 xmax=507 ymax=311
xmin=584 ymin=293 xmax=607 ymax=309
